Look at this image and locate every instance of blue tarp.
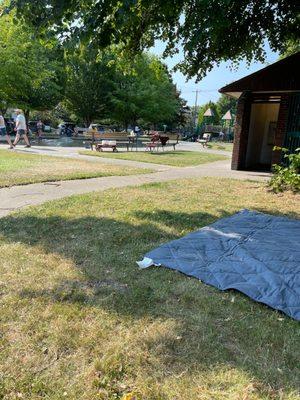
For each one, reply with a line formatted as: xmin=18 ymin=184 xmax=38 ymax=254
xmin=141 ymin=210 xmax=300 ymax=320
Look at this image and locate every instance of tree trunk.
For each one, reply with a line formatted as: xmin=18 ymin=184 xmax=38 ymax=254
xmin=24 ymin=109 xmax=30 ymax=125
xmin=84 ymin=117 xmax=91 ymax=128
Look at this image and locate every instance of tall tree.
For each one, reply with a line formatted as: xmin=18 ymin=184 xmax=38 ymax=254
xmin=64 ymin=46 xmax=115 ymax=126
xmin=216 ymin=95 xmax=237 ymax=120
xmin=164 ymin=93 xmax=189 ymax=130
xmin=111 ymin=53 xmax=180 ymax=129
xmin=9 ymin=0 xmax=300 ymax=80
xmin=0 ymin=10 xmax=65 ymax=118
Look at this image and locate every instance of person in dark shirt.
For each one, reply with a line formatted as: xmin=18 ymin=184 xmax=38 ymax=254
xmin=0 ymin=112 xmax=14 ymax=149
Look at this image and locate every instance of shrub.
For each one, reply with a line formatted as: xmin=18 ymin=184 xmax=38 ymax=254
xmin=269 ymin=147 xmax=300 ymax=193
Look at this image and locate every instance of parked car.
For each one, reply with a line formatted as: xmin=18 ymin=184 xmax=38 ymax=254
xmin=75 ymin=126 xmax=87 ymax=135
xmin=28 ymin=121 xmax=52 ymax=134
xmin=58 ymin=122 xmax=76 ymax=136
xmin=87 ymin=124 xmax=114 ymax=133
xmin=44 ymin=125 xmax=51 ymax=133
xmin=28 ymin=120 xmax=38 ymax=134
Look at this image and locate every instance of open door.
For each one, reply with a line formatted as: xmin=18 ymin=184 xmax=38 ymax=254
xmin=246 ymin=103 xmax=280 ymax=170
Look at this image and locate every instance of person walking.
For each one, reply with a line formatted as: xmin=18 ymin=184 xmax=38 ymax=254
xmin=0 ymin=112 xmax=14 ymax=149
xmin=36 ymin=120 xmax=43 ymax=139
xmin=13 ymin=109 xmax=31 ymax=148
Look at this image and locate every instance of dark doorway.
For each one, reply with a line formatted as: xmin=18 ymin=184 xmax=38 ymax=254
xmin=245 ymin=103 xmax=279 ymax=170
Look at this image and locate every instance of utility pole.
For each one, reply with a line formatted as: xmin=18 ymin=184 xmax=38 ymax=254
xmin=192 ymin=89 xmax=199 ymax=134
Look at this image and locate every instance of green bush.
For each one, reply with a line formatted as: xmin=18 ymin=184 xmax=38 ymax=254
xmin=269 ymin=147 xmax=300 ymax=193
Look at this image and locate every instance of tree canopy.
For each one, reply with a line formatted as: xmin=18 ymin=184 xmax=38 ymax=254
xmin=198 ymin=95 xmax=237 ymax=126
xmin=0 ymin=6 xmax=180 ymax=128
xmin=65 ymin=46 xmax=115 ymax=126
xmin=8 ymin=0 xmax=300 ymax=80
xmin=111 ymin=53 xmax=180 ymax=129
xmin=198 ymin=101 xmax=219 ymax=125
xmin=280 ymin=40 xmax=300 ymax=58
xmin=63 ymin=46 xmax=181 ymax=127
xmin=215 ymin=94 xmax=237 ymax=120
xmin=0 ymin=10 xmax=65 ymax=115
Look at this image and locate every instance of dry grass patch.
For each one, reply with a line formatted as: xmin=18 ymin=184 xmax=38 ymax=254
xmin=0 ymin=178 xmax=299 ymax=399
xmin=0 ymin=149 xmax=151 ymax=187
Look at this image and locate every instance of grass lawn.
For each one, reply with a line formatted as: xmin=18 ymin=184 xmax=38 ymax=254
xmin=80 ymin=150 xmax=228 ymax=167
xmin=206 ymin=142 xmax=233 ymax=152
xmin=0 ymin=150 xmax=150 ymax=187
xmin=0 ymin=178 xmax=299 ymax=399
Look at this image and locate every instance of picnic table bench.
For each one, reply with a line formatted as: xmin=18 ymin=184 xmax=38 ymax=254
xmin=144 ymin=133 xmax=180 ymax=151
xmin=197 ymin=133 xmax=211 ymax=147
xmin=85 ymin=131 xmax=130 ymax=151
xmin=84 ymin=131 xmax=181 ymax=152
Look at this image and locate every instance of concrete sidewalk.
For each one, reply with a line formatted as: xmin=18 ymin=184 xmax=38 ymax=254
xmin=0 ymin=144 xmax=170 ymax=171
xmin=0 ymin=141 xmax=231 ymax=171
xmin=0 ymin=159 xmax=271 ymax=218
xmin=0 ymin=140 xmax=232 ymax=157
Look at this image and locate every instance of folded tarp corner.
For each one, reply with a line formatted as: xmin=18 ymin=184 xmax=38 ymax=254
xmin=139 ymin=209 xmax=300 ymax=320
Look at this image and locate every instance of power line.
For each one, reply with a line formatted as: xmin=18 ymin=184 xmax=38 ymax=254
xmin=180 ymin=88 xmax=219 ymax=93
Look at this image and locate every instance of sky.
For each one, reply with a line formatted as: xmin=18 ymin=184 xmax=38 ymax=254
xmin=152 ymin=41 xmax=279 ymax=106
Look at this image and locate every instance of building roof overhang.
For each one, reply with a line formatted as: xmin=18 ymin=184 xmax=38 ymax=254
xmin=219 ymin=52 xmax=300 ymax=96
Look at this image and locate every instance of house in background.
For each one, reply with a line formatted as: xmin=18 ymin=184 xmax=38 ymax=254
xmin=219 ymin=52 xmax=300 ymax=171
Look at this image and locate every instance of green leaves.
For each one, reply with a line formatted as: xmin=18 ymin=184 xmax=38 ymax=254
xmin=111 ymin=53 xmax=180 ymax=127
xmin=64 ymin=47 xmax=115 ymax=125
xmin=9 ymin=0 xmax=300 ymax=80
xmin=0 ymin=11 xmax=65 ymax=112
xmin=269 ymin=148 xmax=300 ymax=193
xmin=197 ymin=96 xmax=237 ymax=126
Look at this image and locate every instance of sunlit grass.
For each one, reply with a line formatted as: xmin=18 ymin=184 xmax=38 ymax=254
xmin=0 ymin=149 xmax=151 ymax=187
xmin=80 ymin=150 xmax=228 ymax=167
xmin=0 ymin=178 xmax=299 ymax=399
xmin=206 ymin=142 xmax=233 ymax=152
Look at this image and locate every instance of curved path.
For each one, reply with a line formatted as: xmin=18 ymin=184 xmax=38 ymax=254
xmin=0 ymin=148 xmax=271 ymax=218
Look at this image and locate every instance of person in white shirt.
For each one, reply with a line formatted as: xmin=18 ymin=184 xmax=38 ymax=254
xmin=13 ymin=109 xmax=31 ymax=148
xmin=0 ymin=112 xmax=14 ymax=149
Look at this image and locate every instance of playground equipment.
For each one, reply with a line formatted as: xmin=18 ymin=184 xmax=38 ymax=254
xmin=183 ymin=108 xmax=235 ymax=142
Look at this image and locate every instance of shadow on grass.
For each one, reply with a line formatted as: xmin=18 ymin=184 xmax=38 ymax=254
xmin=0 ymin=210 xmax=299 ymax=394
xmin=133 ymin=209 xmax=232 ymax=231
xmin=134 ymin=208 xmax=300 ymax=230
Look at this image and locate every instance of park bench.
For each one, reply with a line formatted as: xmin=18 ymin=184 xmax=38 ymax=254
xmin=197 ymin=133 xmax=211 ymax=148
xmin=85 ymin=131 xmax=129 ymax=150
xmin=145 ymin=133 xmax=180 ymax=151
xmin=84 ymin=130 xmax=180 ymax=152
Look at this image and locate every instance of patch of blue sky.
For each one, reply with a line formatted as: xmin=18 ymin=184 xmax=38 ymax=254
xmin=151 ymin=40 xmax=279 ymax=105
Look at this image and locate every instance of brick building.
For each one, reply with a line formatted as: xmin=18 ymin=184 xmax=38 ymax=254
xmin=219 ymin=52 xmax=300 ymax=171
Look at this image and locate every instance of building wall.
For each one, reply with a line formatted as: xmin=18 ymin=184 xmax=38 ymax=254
xmin=231 ymin=92 xmax=252 ymax=170
xmin=232 ymin=93 xmax=292 ymax=170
